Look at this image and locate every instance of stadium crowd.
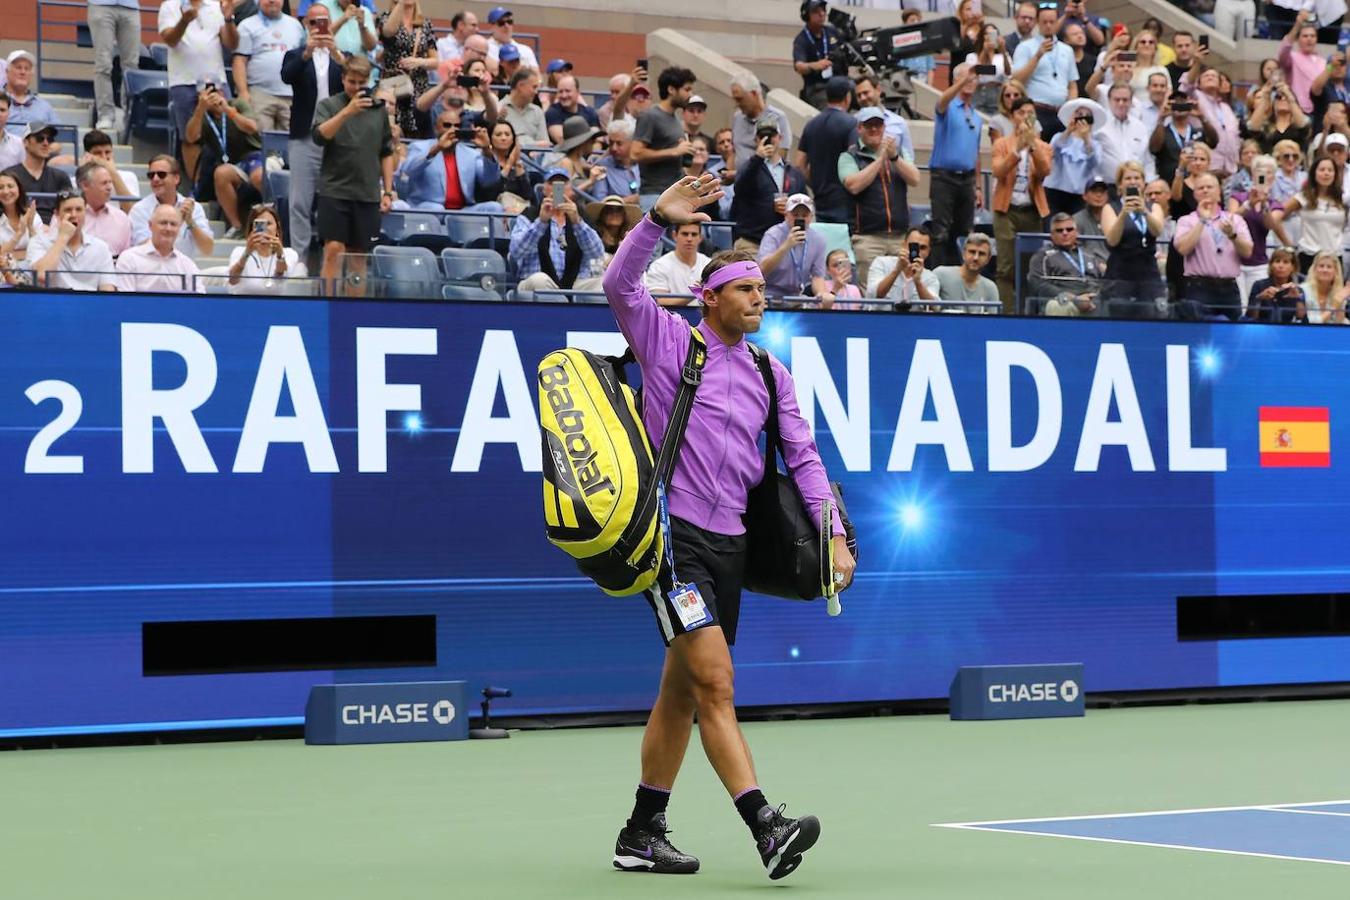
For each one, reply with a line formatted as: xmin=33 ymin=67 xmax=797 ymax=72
xmin=1 ymin=0 xmax=1350 ymax=320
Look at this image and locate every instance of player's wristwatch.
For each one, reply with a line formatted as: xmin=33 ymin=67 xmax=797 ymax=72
xmin=648 ymin=207 xmax=673 ymax=229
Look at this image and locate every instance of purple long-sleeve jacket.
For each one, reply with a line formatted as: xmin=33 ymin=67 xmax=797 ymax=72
xmin=603 ymin=216 xmax=843 ymax=538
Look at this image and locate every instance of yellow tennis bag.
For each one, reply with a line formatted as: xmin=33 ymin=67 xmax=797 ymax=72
xmin=539 ymin=329 xmax=706 ymax=596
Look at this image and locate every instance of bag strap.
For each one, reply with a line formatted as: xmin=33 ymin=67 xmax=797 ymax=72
xmin=747 ymin=342 xmax=782 ymax=476
xmin=652 ymin=327 xmax=707 ymax=488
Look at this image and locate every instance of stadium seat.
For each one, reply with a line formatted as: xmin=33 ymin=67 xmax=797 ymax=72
xmin=811 ymin=222 xmax=853 ymax=264
xmin=388 ymin=212 xmax=455 ymax=252
xmin=148 ymin=43 xmax=169 ymax=69
xmin=261 ymin=130 xmax=289 ymax=167
xmin=444 ymin=212 xmax=505 ymax=251
xmin=120 ymin=70 xmax=171 ymax=143
xmin=372 ymin=245 xmax=439 ymax=298
xmin=910 ymin=204 xmax=931 ymax=227
xmin=440 ymin=248 xmax=505 ymax=283
xmin=441 ymin=283 xmax=503 ymax=301
xmin=705 ymin=222 xmax=733 ymax=252
xmin=266 ymin=170 xmax=291 ymax=241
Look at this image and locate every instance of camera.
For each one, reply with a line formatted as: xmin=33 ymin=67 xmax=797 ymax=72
xmin=457 ymin=126 xmax=477 ymax=142
xmin=681 ymin=153 xmax=694 ymax=166
xmin=1173 ymin=101 xmax=1193 ymax=113
xmin=973 ymin=64 xmax=997 ymax=76
xmin=1118 ymin=51 xmax=1137 ymax=62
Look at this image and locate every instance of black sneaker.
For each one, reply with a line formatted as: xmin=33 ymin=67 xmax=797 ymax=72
xmin=612 ymin=812 xmax=700 ymax=874
xmin=754 ymin=804 xmax=821 ymax=880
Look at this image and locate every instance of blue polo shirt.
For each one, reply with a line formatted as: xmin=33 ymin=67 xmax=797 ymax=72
xmin=930 ymin=96 xmax=982 ymax=174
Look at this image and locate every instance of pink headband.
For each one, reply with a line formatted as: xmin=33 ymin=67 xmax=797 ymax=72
xmin=689 ymin=261 xmax=763 ymax=298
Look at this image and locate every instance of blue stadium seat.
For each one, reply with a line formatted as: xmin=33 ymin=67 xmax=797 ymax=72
xmin=148 ymin=43 xmax=170 ymax=69
xmin=120 ymin=70 xmax=171 ymax=143
xmin=373 ymin=245 xmax=440 ymax=298
xmin=266 ymin=170 xmax=291 ymax=239
xmin=440 ymin=247 xmax=505 ymax=282
xmin=705 ymin=222 xmax=733 ymax=252
xmin=387 ymin=212 xmax=455 ymax=252
xmin=910 ymin=204 xmax=931 ymax=226
xmin=445 ymin=212 xmax=510 ymax=251
xmin=442 ymin=283 xmax=503 ymax=301
xmin=261 ymin=130 xmax=289 ymax=167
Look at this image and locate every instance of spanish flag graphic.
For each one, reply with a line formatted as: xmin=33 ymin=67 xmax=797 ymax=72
xmin=1258 ymin=407 xmax=1330 ymax=468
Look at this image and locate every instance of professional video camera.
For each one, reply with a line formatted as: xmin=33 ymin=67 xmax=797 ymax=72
xmin=823 ymin=6 xmax=961 ymax=120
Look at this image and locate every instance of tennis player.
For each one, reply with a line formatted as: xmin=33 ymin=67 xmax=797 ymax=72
xmin=602 ymin=173 xmax=856 ymax=880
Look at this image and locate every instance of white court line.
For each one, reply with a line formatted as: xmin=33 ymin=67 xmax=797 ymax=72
xmin=934 ymin=799 xmax=1350 ymax=828
xmin=932 ymin=825 xmax=1350 ymax=868
xmin=1258 ymin=807 xmax=1350 ymax=818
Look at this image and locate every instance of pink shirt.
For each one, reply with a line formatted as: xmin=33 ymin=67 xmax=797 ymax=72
xmin=1180 ymin=74 xmax=1240 ymax=177
xmin=1177 ymin=209 xmax=1251 ymax=279
xmin=83 ymin=202 xmax=132 ymax=258
xmin=1279 ymin=43 xmax=1324 ymax=114
xmin=114 ymin=242 xmax=203 ymax=293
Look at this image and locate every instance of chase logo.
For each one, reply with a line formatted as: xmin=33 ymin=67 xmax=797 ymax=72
xmin=950 ymin=664 xmax=1085 ymax=721
xmin=1060 ymin=679 xmax=1080 ymax=703
xmin=432 ymin=700 xmax=456 ymax=725
xmin=306 ymin=682 xmax=469 ymax=745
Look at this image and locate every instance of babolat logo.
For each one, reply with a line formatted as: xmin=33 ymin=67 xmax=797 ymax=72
xmin=540 ymin=360 xmax=616 ymax=497
xmin=949 ymin=664 xmax=1085 ymax=721
xmin=341 ymin=700 xmax=456 ymax=726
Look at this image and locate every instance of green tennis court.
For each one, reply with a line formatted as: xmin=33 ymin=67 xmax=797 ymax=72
xmin=7 ymin=698 xmax=1348 ymax=898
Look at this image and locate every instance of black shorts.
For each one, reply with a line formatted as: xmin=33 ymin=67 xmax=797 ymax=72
xmin=643 ymin=516 xmax=747 ymax=647
xmin=316 ymin=195 xmax=381 ymax=250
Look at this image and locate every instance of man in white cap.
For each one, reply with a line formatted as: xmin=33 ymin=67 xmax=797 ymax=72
xmin=3 ymin=50 xmax=57 ymax=126
xmin=682 ymin=94 xmax=712 ymax=146
xmin=839 ymin=106 xmax=919 ymax=289
xmin=756 ymin=193 xmax=834 ymax=303
xmin=88 ymin=0 xmax=142 ymax=129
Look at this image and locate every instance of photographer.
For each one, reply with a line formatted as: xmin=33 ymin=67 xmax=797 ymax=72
xmin=756 ymin=194 xmax=832 ymax=303
xmin=508 ymin=169 xmax=605 ymax=294
xmin=1245 ymin=247 xmax=1303 ymax=321
xmin=1243 ymin=81 xmax=1311 ymax=155
xmin=1150 ymin=93 xmax=1218 ymax=184
xmin=312 ymin=55 xmax=395 ymax=287
xmin=1010 ymin=3 xmax=1079 ymax=139
xmin=867 ymin=226 xmax=940 ymax=307
xmin=1100 ymin=160 xmax=1167 ymax=317
xmin=729 ymin=119 xmax=807 ymax=254
xmin=793 ymin=0 xmax=842 ymax=110
xmin=395 ymin=106 xmax=503 ymax=212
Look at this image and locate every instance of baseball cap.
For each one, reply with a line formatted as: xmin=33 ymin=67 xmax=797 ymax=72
xmin=687 ymin=94 xmax=707 ymax=109
xmin=487 ymin=6 xmax=511 ymax=24
xmin=1085 ymin=178 xmax=1109 ymax=191
xmin=498 ymin=44 xmax=521 ymax=62
xmin=786 ymin=193 xmax=814 ymax=213
xmin=805 ymin=0 xmax=828 ymax=11
xmin=754 ymin=115 xmax=781 ymax=135
xmin=546 ymin=58 xmax=572 ymax=74
xmin=542 ymin=167 xmax=569 ymax=182
xmin=856 ymin=106 xmax=887 ymax=123
xmin=631 ymin=83 xmax=651 ymax=98
xmin=824 ymin=76 xmax=852 ymax=103
xmin=7 ymin=49 xmax=35 ymax=67
xmin=21 ymin=119 xmax=57 ymax=140
xmin=1327 ymin=133 xmax=1349 ymax=149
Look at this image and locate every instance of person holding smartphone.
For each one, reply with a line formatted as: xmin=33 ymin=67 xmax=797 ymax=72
xmin=728 ymin=119 xmax=808 ymax=254
xmin=226 ymin=203 xmax=303 ymax=290
xmin=1099 ymin=160 xmax=1167 ymax=317
xmin=507 ymin=168 xmax=606 ymax=294
xmin=394 ymin=107 xmax=504 ymax=212
xmin=1011 ymin=3 xmax=1079 ymax=138
xmin=755 ymin=193 xmax=834 ymax=303
xmin=1245 ymin=247 xmax=1304 ymax=321
xmin=1227 ymin=152 xmax=1293 ymax=309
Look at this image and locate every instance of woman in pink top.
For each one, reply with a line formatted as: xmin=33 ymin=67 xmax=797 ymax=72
xmin=1278 ymin=10 xmax=1325 ymax=114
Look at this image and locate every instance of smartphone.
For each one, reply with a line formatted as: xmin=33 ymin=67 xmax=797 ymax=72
xmin=550 ymin=181 xmax=565 ymax=206
xmin=637 ymin=58 xmax=649 ymax=72
xmin=314 ymin=17 xmax=329 ymax=34
xmin=1257 ymin=172 xmax=1270 ymax=187
xmin=456 ymin=74 xmax=480 ymax=88
xmin=973 ymin=64 xmax=997 ymax=76
xmin=457 ymin=127 xmax=477 ymax=142
xmin=908 ymin=241 xmax=921 ymax=262
xmin=253 ymin=220 xmax=268 ymax=234
xmin=1125 ymin=185 xmax=1140 ymax=198
xmin=1198 ymin=33 xmax=1208 ymax=49
xmin=793 ymin=218 xmax=807 ymax=232
xmin=1118 ymin=51 xmax=1137 ymax=62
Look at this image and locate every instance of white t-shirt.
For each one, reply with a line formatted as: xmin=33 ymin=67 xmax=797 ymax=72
xmin=158 ymin=0 xmax=228 ymax=88
xmin=226 ymin=245 xmax=305 ymax=289
xmin=487 ymin=37 xmax=538 ymax=72
xmin=643 ymin=250 xmax=710 ymax=300
xmin=867 ymin=256 xmax=941 ymax=303
xmin=0 ymin=210 xmax=44 ymax=254
xmin=0 ymin=132 xmax=23 ymax=170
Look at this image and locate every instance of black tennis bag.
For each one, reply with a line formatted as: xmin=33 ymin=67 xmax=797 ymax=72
xmin=742 ymin=343 xmax=858 ymax=601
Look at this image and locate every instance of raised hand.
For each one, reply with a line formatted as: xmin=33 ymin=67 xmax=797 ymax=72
xmin=652 ymin=174 xmax=725 ymax=225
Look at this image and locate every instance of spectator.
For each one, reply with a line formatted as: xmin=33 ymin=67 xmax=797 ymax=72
xmin=954 ymin=0 xmax=985 ymax=60
xmin=80 ymin=130 xmax=140 ymax=204
xmin=1270 ymin=138 xmax=1307 ymax=202
xmin=794 ymin=0 xmax=842 ymax=109
xmin=627 ymin=82 xmax=654 ymax=121
xmin=1244 ymin=82 xmax=1311 ymax=154
xmin=684 ymin=134 xmax=711 ymax=179
xmin=1150 ymin=94 xmax=1218 ymax=185
xmin=1245 ymin=247 xmax=1303 ymax=321
xmin=643 ymin=221 xmax=711 ymax=304
xmin=1166 ymin=31 xmax=1196 ymax=88
xmin=0 ymin=172 xmax=41 ymax=260
xmin=376 ymin=0 xmax=438 ymax=139
xmin=228 ymin=203 xmax=304 ymax=288
xmin=840 ymin=107 xmax=920 ymax=289
xmin=1273 ymin=156 xmax=1349 ymax=273
xmin=493 ymin=41 xmax=525 ymax=85
xmin=1126 ymin=31 xmax=1169 ymax=102
xmin=87 ymin=0 xmax=141 ymax=130
xmin=1180 ymin=64 xmax=1240 ymax=178
xmin=27 ymin=191 xmax=116 ymax=291
xmin=1100 ymin=160 xmax=1167 ymax=317
xmin=2 ymin=51 xmax=55 ymax=126
xmin=1278 ymin=12 xmax=1322 ymax=115
xmin=316 ymin=0 xmax=378 ymax=57
xmin=967 ymin=24 xmax=1014 ymax=115
xmin=868 ymin=226 xmax=940 ymax=306
xmin=934 ymin=233 xmax=999 ymax=311
xmin=1144 ymin=176 xmax=1174 ymax=274
xmin=281 ymin=6 xmax=345 ymax=255
xmin=0 ymin=97 xmax=20 ymax=171
xmin=632 ymin=67 xmax=697 ymax=210
xmin=1093 ymin=83 xmax=1154 ymax=190
xmin=1138 ymin=17 xmax=1174 ymax=66
xmin=586 ymin=194 xmax=641 ymax=257
xmin=509 ymin=169 xmax=606 ymax=293
xmin=312 ymin=55 xmax=395 ymax=285
xmin=1228 ymin=153 xmax=1291 ymax=306
xmin=991 ymin=96 xmax=1052 ymax=311
xmin=730 ymin=74 xmax=792 ymax=163
xmin=417 ymin=63 xmax=498 ymax=129
xmin=1074 ymin=178 xmax=1111 ymax=237
xmin=792 ymin=77 xmax=854 ymax=225
xmin=1310 ymin=51 xmax=1350 ymax=130
xmin=709 ymin=127 xmax=737 ymax=219
xmin=853 ymin=76 xmax=916 ymax=162
xmin=185 ymin=85 xmax=263 ymax=238
xmin=1174 ymin=172 xmax=1252 ymax=319
xmin=1224 ymin=138 xmax=1262 ymax=202
xmin=159 ymin=0 xmax=229 ymax=142
xmin=598 ymin=119 xmax=640 ymax=203
xmin=76 ymin=161 xmax=132 ymax=257
xmin=1137 ymin=71 xmax=1171 ymax=134
xmin=485 ymin=6 xmax=539 ymax=73
xmin=115 ymin=205 xmax=203 ymax=293
xmin=546 ymin=75 xmax=601 ymax=144
xmin=553 ymin=115 xmax=605 ymax=190
xmin=900 ymin=9 xmax=937 ymax=84
xmin=396 ymin=105 xmax=503 ymax=212
xmin=987 ymin=79 xmax=1033 ymax=142
xmin=452 ymin=34 xmax=497 ymax=83
xmin=233 ymin=0 xmax=305 ymax=132
xmin=486 ymin=120 xmax=534 ymax=203
xmin=1299 ymin=251 xmax=1350 ymax=323
xmin=1058 ymin=0 xmax=1105 ymax=61
xmin=683 ymin=95 xmax=712 ymax=146
xmin=1011 ymin=5 xmax=1079 ymax=138
xmin=3 ymin=121 xmax=72 ymax=220
xmin=1030 ymin=212 xmax=1108 ymax=314
xmin=596 ymin=72 xmax=632 ymax=130
xmin=1004 ymin=1 xmax=1038 ymax=56
xmin=436 ymin=9 xmax=477 ymax=61
xmin=729 ymin=117 xmax=807 ymax=252
xmin=1084 ymin=44 xmax=1134 ymax=107
xmin=500 ymin=70 xmax=548 ymax=147
xmin=929 ymin=65 xmax=983 ymax=267
xmin=129 ymin=155 xmax=215 ymax=257
xmin=824 ymin=249 xmax=862 ymax=308
xmin=756 ymin=193 xmax=832 ymax=302
xmin=1310 ymin=100 xmax=1350 ymax=157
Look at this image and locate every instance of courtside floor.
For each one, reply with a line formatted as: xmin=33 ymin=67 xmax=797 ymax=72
xmin=6 ymin=699 xmax=1349 ymax=899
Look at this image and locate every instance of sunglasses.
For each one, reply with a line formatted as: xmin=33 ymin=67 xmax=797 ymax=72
xmin=27 ymin=134 xmax=54 ymax=144
xmin=497 ymin=17 xmax=513 ymax=24
xmin=1053 ymin=226 xmax=1076 ymax=232
xmin=1278 ymin=153 xmax=1299 ymax=160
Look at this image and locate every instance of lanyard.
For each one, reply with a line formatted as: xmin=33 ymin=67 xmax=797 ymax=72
xmin=1129 ymin=211 xmax=1146 ymax=235
xmin=789 ymin=242 xmax=806 ymax=289
xmin=1167 ymin=123 xmax=1191 ymax=150
xmin=205 ymin=113 xmax=229 ymax=163
xmin=804 ymin=26 xmax=828 ymax=58
xmin=1202 ymin=213 xmax=1229 ymax=251
xmin=657 ymin=482 xmax=679 ymax=585
xmin=1063 ymin=247 xmax=1086 ymax=276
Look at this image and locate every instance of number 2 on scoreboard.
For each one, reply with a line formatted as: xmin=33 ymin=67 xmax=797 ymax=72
xmin=24 ymin=380 xmax=84 ymax=474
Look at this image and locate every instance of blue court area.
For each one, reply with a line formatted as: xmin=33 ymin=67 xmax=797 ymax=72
xmin=937 ymin=802 xmax=1350 ymax=867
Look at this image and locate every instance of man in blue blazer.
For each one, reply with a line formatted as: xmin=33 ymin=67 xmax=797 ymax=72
xmin=395 ymin=109 xmax=504 ymax=213
xmin=281 ymin=4 xmax=345 ymax=253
